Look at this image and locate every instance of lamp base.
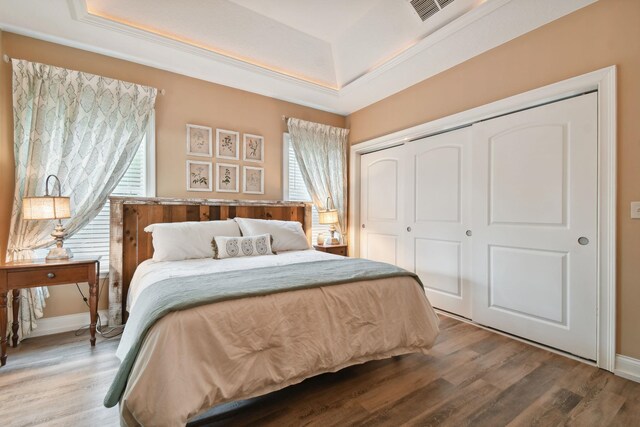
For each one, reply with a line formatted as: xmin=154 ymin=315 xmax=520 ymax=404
xmin=323 ymin=225 xmax=341 ymax=246
xmin=46 ymin=246 xmax=73 ymax=260
xmin=47 ymin=221 xmax=73 ymax=260
xmin=323 ymin=237 xmax=340 ymax=246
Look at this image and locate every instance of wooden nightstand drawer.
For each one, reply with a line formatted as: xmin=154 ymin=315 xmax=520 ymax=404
xmin=7 ymin=265 xmax=88 ymax=287
xmin=330 ymin=246 xmax=347 ymax=256
xmin=313 ymin=244 xmax=348 ymax=256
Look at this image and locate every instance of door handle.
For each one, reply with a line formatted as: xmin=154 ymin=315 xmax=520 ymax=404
xmin=466 ymin=230 xmax=472 ymax=237
xmin=407 ymin=227 xmax=412 ymax=232
xmin=578 ymin=237 xmax=589 ymax=245
xmin=362 ymin=224 xmax=366 ymax=229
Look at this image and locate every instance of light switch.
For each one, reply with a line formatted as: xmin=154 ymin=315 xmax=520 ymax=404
xmin=631 ymin=202 xmax=640 ymax=219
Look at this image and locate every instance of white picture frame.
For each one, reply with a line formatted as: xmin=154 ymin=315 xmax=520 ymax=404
xmin=216 ymin=163 xmax=239 ymax=193
xmin=216 ymin=128 xmax=240 ymax=160
xmin=186 ymin=124 xmax=212 ymax=157
xmin=243 ymin=134 xmax=264 ymax=163
xmin=186 ymin=160 xmax=212 ymax=192
xmin=243 ymin=166 xmax=264 ymax=195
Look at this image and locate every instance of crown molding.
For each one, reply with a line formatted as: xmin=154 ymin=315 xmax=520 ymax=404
xmin=68 ymin=0 xmax=339 ymax=94
xmin=0 ymin=0 xmax=597 ymax=115
xmin=340 ymin=0 xmax=512 ymax=90
xmin=337 ymin=0 xmax=597 ymax=112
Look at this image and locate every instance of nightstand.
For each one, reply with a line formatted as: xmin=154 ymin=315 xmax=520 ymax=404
xmin=313 ymin=244 xmax=348 ymax=256
xmin=0 ymin=257 xmax=100 ymax=366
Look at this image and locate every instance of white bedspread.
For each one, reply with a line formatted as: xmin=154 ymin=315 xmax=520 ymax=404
xmin=127 ymin=249 xmax=342 ymax=311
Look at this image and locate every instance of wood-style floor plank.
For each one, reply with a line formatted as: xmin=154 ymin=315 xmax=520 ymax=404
xmin=1 ymin=315 xmax=638 ymax=427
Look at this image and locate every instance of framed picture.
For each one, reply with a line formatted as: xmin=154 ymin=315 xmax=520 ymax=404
xmin=216 ymin=163 xmax=239 ymax=193
xmin=243 ymin=134 xmax=264 ymax=163
xmin=243 ymin=166 xmax=264 ymax=195
xmin=186 ymin=124 xmax=212 ymax=157
xmin=186 ymin=160 xmax=212 ymax=192
xmin=216 ymin=129 xmax=240 ymax=160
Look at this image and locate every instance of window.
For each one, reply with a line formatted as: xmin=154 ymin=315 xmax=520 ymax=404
xmin=283 ymin=133 xmax=330 ymax=244
xmin=62 ymin=115 xmax=156 ymax=261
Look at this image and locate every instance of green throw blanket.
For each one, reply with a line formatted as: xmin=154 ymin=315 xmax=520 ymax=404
xmin=104 ymin=258 xmax=423 ymax=407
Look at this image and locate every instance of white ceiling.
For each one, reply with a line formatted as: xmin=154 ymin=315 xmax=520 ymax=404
xmin=84 ymin=0 xmax=484 ymax=88
xmin=85 ymin=0 xmax=338 ymax=87
xmin=227 ymin=0 xmax=380 ymax=43
xmin=0 ymin=0 xmax=597 ymax=115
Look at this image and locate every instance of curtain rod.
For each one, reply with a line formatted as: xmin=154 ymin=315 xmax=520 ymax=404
xmin=2 ymin=54 xmax=166 ymax=95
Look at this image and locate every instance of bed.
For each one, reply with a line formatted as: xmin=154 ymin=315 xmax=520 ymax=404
xmin=104 ymin=197 xmax=440 ymax=426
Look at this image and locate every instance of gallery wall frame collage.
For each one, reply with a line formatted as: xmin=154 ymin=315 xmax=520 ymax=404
xmin=185 ymin=124 xmax=265 ymax=195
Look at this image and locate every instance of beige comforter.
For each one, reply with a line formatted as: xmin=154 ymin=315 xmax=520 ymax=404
xmin=120 ymin=275 xmax=439 ymax=426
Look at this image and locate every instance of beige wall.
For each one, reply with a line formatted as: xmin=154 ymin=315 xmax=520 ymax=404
xmin=347 ymin=0 xmax=640 ymax=358
xmin=0 ymin=32 xmax=345 ymax=318
xmin=2 ymin=0 xmax=638 ymax=359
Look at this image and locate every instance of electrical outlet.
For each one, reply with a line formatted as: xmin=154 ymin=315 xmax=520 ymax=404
xmin=631 ymin=202 xmax=640 ymax=219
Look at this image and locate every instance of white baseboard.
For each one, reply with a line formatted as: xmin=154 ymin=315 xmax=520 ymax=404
xmin=27 ymin=310 xmax=108 ymax=339
xmin=615 ymin=354 xmax=640 ymax=383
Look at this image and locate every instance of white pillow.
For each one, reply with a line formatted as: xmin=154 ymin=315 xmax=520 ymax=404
xmin=234 ymin=218 xmax=310 ymax=252
xmin=144 ymin=220 xmax=241 ymax=261
xmin=212 ymin=234 xmax=273 ymax=259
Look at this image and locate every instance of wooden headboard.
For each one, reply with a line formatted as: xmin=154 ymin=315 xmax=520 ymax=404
xmin=108 ymin=196 xmax=311 ymax=323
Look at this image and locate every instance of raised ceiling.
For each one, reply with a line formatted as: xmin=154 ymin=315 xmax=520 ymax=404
xmin=0 ymin=0 xmax=597 ymax=114
xmin=84 ymin=0 xmax=483 ymax=89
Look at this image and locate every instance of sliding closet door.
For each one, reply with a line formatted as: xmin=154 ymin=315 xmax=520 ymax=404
xmin=405 ymin=128 xmax=472 ymax=318
xmin=360 ymin=145 xmax=405 ymax=267
xmin=471 ymin=93 xmax=598 ymax=359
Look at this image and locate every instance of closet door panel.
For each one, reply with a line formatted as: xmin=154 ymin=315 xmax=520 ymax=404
xmin=406 ymin=127 xmax=472 ymax=318
xmin=415 ymin=146 xmax=461 ymax=223
xmin=415 ymin=238 xmax=461 ymax=296
xmin=360 ymin=145 xmax=405 ymax=268
xmin=471 ymin=93 xmax=598 ymax=360
xmin=489 ymin=125 xmax=566 ymax=225
xmin=367 ymin=159 xmax=399 ymax=222
xmin=365 ymin=233 xmax=399 ymax=266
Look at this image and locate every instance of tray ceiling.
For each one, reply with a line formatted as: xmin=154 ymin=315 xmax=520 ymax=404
xmin=84 ymin=0 xmax=483 ymax=89
xmin=0 ymin=0 xmax=597 ymax=114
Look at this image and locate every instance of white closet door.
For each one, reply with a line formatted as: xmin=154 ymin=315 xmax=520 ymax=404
xmin=405 ymin=128 xmax=472 ymax=318
xmin=360 ymin=145 xmax=405 ymax=267
xmin=471 ymin=93 xmax=598 ymax=359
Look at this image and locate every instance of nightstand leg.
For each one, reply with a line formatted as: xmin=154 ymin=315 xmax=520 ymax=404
xmin=0 ymin=292 xmax=7 ymax=366
xmin=89 ymin=279 xmax=97 ymax=346
xmin=11 ymin=289 xmax=19 ymax=347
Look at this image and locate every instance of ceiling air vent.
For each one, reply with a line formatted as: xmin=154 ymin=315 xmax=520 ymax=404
xmin=437 ymin=0 xmax=456 ymax=8
xmin=409 ymin=0 xmax=457 ymax=21
xmin=410 ymin=0 xmax=440 ymax=21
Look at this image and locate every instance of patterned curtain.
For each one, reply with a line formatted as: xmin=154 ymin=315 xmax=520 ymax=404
xmin=7 ymin=59 xmax=157 ymax=342
xmin=287 ymin=118 xmax=349 ymax=237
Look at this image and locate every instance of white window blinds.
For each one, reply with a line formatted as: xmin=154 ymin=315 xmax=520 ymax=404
xmin=283 ymin=134 xmax=330 ymax=244
xmin=64 ymin=135 xmax=151 ymax=260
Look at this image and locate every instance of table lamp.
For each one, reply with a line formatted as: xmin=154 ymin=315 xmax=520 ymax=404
xmin=318 ymin=196 xmax=340 ymax=246
xmin=22 ymin=174 xmax=73 ymax=260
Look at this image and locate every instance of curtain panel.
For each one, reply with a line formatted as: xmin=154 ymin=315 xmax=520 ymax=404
xmin=287 ymin=118 xmax=349 ymax=237
xmin=7 ymin=59 xmax=156 ymax=341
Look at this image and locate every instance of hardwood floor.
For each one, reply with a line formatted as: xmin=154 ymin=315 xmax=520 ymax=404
xmin=1 ymin=315 xmax=638 ymax=426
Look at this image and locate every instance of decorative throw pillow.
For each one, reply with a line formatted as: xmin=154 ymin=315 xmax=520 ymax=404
xmin=144 ymin=220 xmax=241 ymax=262
xmin=212 ymin=234 xmax=274 ymax=259
xmin=234 ymin=217 xmax=310 ymax=252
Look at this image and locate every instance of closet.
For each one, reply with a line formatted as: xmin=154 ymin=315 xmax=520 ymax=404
xmin=360 ymin=93 xmax=598 ymax=360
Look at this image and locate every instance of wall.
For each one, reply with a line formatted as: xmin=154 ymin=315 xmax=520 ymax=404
xmin=0 ymin=32 xmax=345 ymax=319
xmin=347 ymin=0 xmax=640 ymax=358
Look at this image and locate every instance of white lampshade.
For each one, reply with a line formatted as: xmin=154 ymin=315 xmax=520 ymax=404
xmin=22 ymin=196 xmax=71 ymax=220
xmin=318 ymin=209 xmax=338 ymax=225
